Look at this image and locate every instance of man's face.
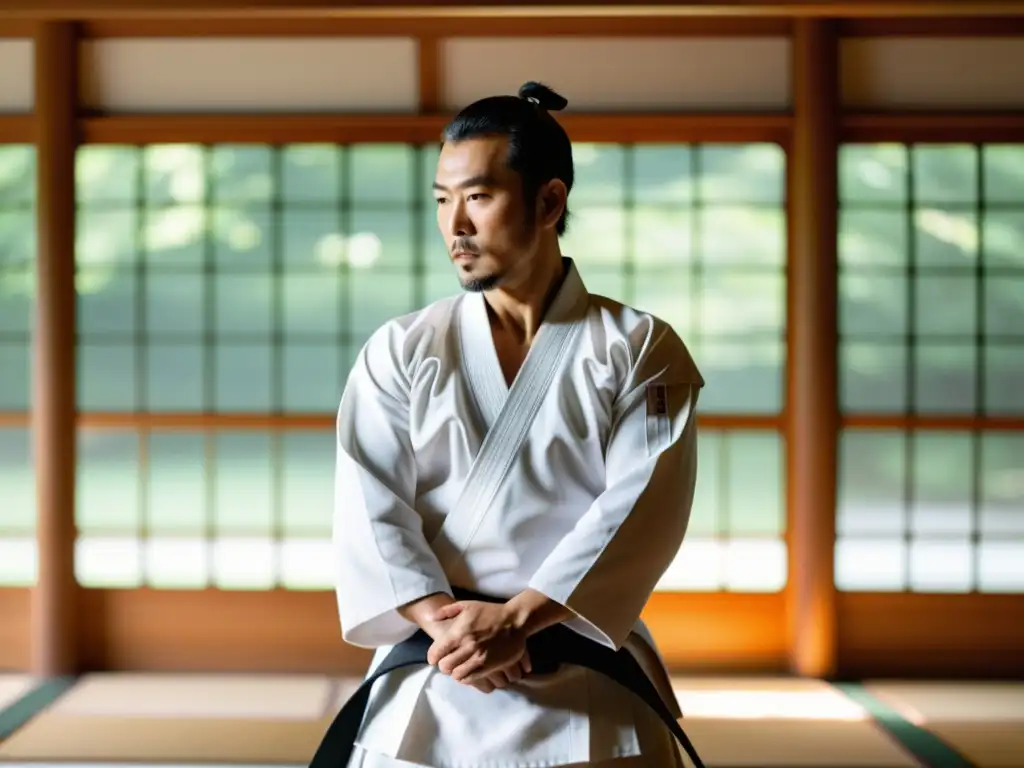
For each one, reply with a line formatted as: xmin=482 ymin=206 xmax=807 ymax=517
xmin=432 ymin=136 xmax=539 ymax=292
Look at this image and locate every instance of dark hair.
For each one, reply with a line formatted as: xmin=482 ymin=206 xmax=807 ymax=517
xmin=441 ymin=81 xmax=574 ymax=236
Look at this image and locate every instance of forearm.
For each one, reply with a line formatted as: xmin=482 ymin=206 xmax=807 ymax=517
xmin=505 ymin=588 xmax=574 ymax=638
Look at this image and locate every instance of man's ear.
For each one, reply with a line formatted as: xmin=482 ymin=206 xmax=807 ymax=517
xmin=538 ymin=179 xmax=567 ymax=230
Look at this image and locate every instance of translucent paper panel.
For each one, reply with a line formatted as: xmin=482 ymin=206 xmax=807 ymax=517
xmin=74 ymin=142 xmax=785 ymax=416
xmin=657 ymin=430 xmax=787 ymax=592
xmin=0 ymin=146 xmax=37 ymax=584
xmin=839 ymin=143 xmax=1024 ymax=416
xmin=561 ymin=143 xmax=788 ymax=415
xmin=836 ymin=430 xmax=1024 ymax=593
xmin=74 ymin=428 xmax=336 ymax=590
xmin=0 ymin=144 xmax=36 ymax=411
xmin=837 ymin=142 xmax=1024 ymax=596
xmin=74 ymin=143 xmax=428 ymax=414
xmin=72 ymin=141 xmax=787 ymax=592
xmin=0 ymin=427 xmax=36 ymax=586
xmin=75 ymin=425 xmax=786 ymax=592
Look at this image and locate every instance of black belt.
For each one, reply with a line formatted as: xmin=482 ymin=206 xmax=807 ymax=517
xmin=309 ymin=588 xmax=706 ymax=768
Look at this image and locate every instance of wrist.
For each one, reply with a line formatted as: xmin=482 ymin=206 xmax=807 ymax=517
xmin=504 ymin=597 xmax=534 ymax=635
xmin=505 ymin=589 xmax=572 ymax=638
xmin=398 ymin=592 xmax=455 ymax=634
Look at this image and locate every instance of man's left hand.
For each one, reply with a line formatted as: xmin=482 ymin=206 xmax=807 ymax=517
xmin=426 ymin=601 xmax=531 ymax=685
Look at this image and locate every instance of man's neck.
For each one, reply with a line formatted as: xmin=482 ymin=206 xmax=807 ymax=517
xmin=484 ymin=255 xmax=567 ymax=346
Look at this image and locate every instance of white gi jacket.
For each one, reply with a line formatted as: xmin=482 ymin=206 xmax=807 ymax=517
xmin=334 ymin=259 xmax=704 ymax=767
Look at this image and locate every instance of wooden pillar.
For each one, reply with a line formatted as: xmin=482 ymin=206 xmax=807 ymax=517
xmin=417 ymin=36 xmax=441 ymax=113
xmin=787 ymin=18 xmax=839 ymax=679
xmin=31 ymin=21 xmax=79 ymax=676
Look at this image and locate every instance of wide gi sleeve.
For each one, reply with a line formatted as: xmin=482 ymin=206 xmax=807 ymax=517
xmin=333 ymin=324 xmax=453 ymax=649
xmin=527 ymin=320 xmax=702 ymax=650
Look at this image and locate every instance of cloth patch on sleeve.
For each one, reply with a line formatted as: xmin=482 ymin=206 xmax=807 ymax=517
xmin=646 ymin=383 xmax=668 ymax=417
xmin=645 ymin=383 xmax=671 ymax=455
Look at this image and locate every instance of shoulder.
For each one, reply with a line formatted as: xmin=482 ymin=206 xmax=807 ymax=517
xmin=586 ymin=293 xmax=704 ymax=388
xmin=356 ymin=294 xmax=461 ymax=384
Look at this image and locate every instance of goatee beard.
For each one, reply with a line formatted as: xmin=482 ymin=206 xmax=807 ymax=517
xmin=459 ymin=273 xmax=502 ymax=293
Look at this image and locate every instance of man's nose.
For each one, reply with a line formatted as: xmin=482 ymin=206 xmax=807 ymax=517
xmin=448 ymin=205 xmax=473 ymax=237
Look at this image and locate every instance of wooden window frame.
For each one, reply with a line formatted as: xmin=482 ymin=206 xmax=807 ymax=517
xmin=2 ymin=6 xmax=1023 ymax=678
xmin=833 ymin=132 xmax=1024 ymax=679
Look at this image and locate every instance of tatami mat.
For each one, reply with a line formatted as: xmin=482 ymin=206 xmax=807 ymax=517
xmin=48 ymin=673 xmax=335 ymax=720
xmin=328 ymin=677 xmax=365 ymax=713
xmin=0 ymin=677 xmax=34 ymax=713
xmin=680 ymin=719 xmax=917 ymax=767
xmin=0 ymin=716 xmax=913 ymax=768
xmin=674 ymin=676 xmax=867 ymax=720
xmin=1 ymin=674 xmax=1021 ymax=767
xmin=863 ymin=682 xmax=1024 ymax=768
xmin=915 ymin=723 xmax=1024 ymax=768
xmin=0 ymin=715 xmax=331 ymax=763
xmin=0 ymin=712 xmax=915 ymax=767
xmin=0 ymin=674 xmax=910 ymax=767
xmin=668 ymin=679 xmax=916 ymax=767
xmin=863 ymin=681 xmax=1024 ymax=723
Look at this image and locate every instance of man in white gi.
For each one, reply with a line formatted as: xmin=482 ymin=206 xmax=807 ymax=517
xmin=329 ymin=81 xmax=705 ymax=767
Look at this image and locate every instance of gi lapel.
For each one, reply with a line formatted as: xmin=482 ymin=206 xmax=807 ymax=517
xmin=432 ymin=260 xmax=589 ymax=575
xmin=456 ymin=288 xmax=509 ymax=433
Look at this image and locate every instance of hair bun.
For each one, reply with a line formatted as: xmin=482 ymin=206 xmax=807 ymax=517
xmin=518 ymin=81 xmax=568 ymax=112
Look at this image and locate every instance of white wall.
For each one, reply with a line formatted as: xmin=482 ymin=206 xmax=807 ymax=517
xmin=841 ymin=37 xmax=1024 ymax=109
xmin=7 ymin=34 xmax=1024 ymax=115
xmin=441 ymin=37 xmax=792 ymax=111
xmin=78 ymin=36 xmax=793 ymax=113
xmin=79 ymin=38 xmax=420 ymax=113
xmin=0 ymin=39 xmax=33 ymax=112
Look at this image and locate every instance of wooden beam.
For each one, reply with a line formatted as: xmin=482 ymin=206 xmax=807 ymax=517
xmin=72 ymin=110 xmax=1024 ymax=147
xmin=80 ymin=15 xmax=792 ymax=36
xmin=786 ymin=18 xmax=838 ymax=679
xmin=842 ymin=112 xmax=1024 ymax=143
xmin=0 ymin=589 xmax=31 ymax=670
xmin=842 ymin=415 xmax=1024 ymax=431
xmin=0 ymin=18 xmax=36 ymax=35
xmin=71 ymin=412 xmax=783 ymax=431
xmin=417 ymin=36 xmax=441 ymax=113
xmin=0 ymin=412 xmax=31 ymax=427
xmin=77 ymin=588 xmax=370 ymax=675
xmin=647 ymin=592 xmax=789 ymax=672
xmin=43 ymin=411 xmax=1017 ymax=432
xmin=79 ymin=113 xmax=447 ymax=144
xmin=838 ymin=593 xmax=1024 ymax=679
xmin=0 ymin=116 xmax=35 ymax=143
xmin=64 ymin=587 xmax=1024 ymax=678
xmin=31 ymin=20 xmax=79 ymax=677
xmin=3 ymin=1 xmax=1024 ymax=20
xmin=839 ymin=15 xmax=1024 ymax=35
xmin=76 ymin=588 xmax=787 ymax=673
xmin=78 ymin=113 xmax=792 ymax=145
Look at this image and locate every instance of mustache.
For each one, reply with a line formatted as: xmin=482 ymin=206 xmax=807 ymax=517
xmin=451 ymin=238 xmax=480 ymax=255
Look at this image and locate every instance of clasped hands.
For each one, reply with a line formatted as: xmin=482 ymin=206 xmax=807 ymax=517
xmin=424 ymin=600 xmax=533 ymax=694
xmin=400 ymin=588 xmax=571 ymax=694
